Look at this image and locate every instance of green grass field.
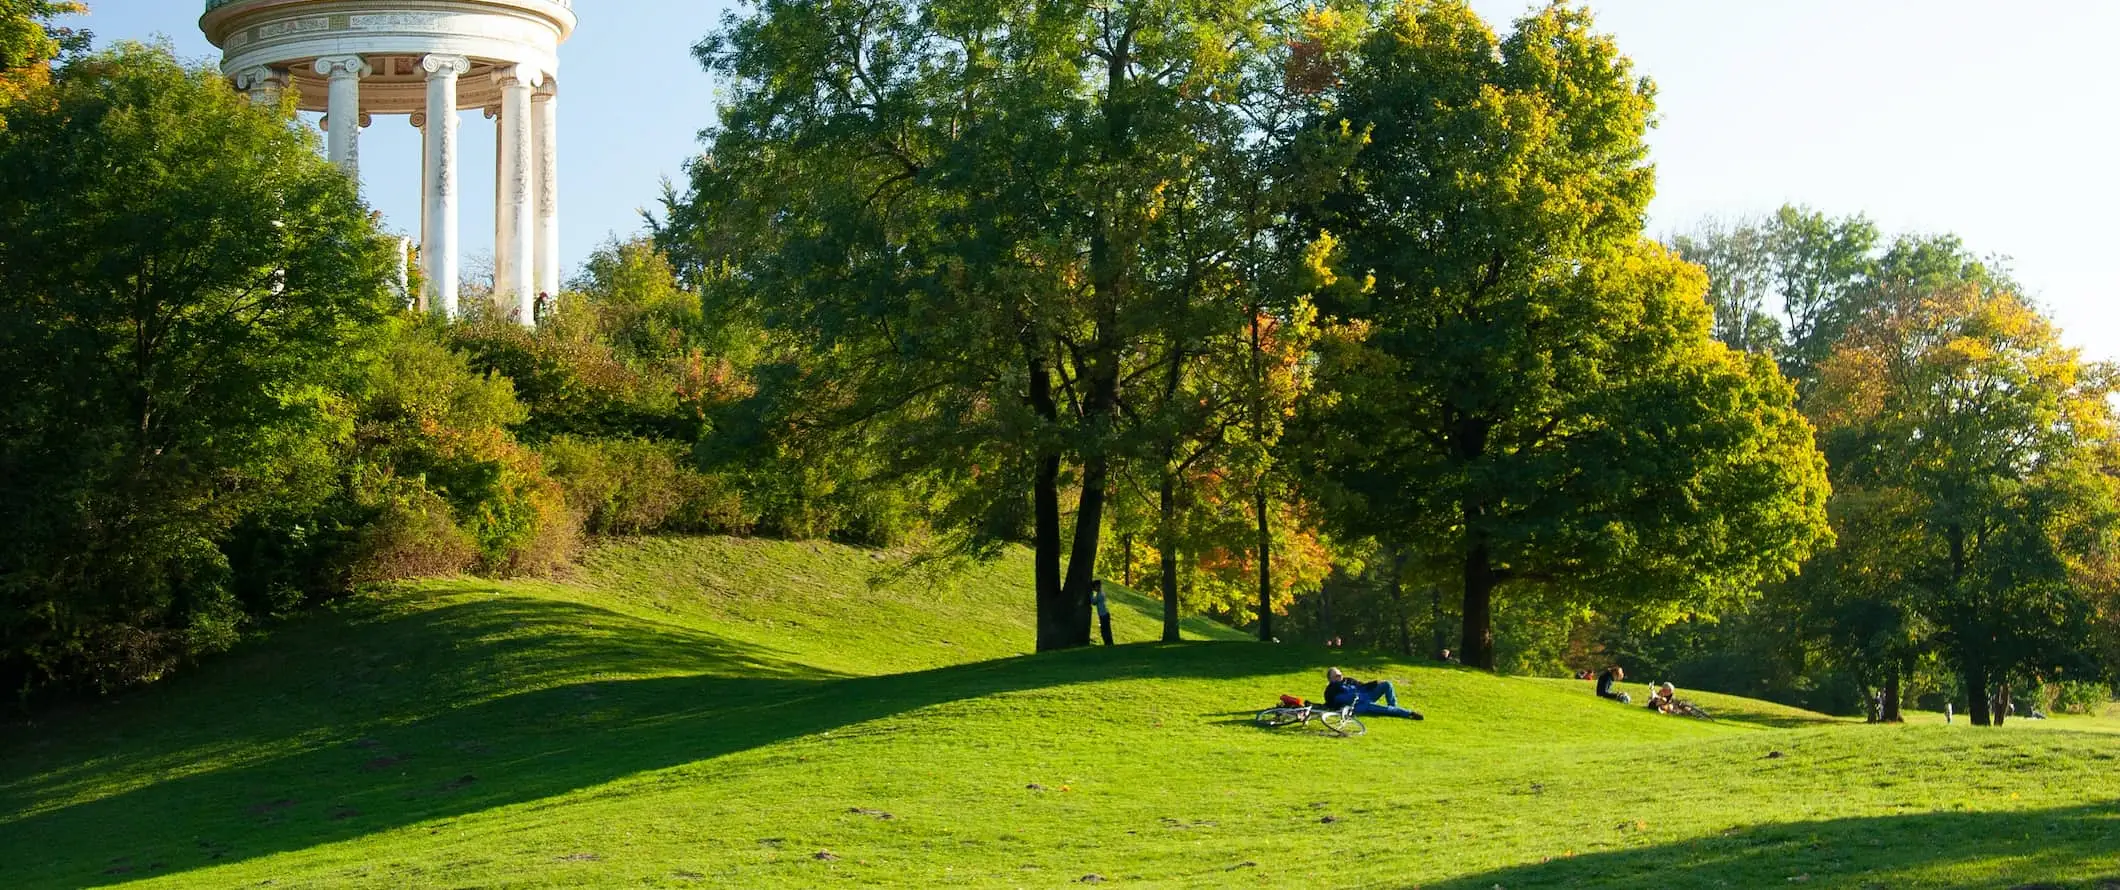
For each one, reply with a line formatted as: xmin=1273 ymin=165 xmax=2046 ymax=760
xmin=5 ymin=536 xmax=2120 ymax=888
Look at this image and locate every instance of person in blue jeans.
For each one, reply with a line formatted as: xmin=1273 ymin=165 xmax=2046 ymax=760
xmin=1323 ymin=667 xmax=1423 ymax=720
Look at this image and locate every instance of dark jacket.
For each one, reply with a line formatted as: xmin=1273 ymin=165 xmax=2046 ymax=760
xmin=1324 ymin=677 xmax=1362 ymax=707
xmin=1596 ymin=669 xmax=1622 ymax=699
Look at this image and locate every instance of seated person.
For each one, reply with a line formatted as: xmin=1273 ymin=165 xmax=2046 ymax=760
xmin=1595 ymin=666 xmax=1630 ymax=703
xmin=1323 ymin=667 xmax=1424 ymax=720
xmin=1646 ymin=682 xmax=1677 ymax=713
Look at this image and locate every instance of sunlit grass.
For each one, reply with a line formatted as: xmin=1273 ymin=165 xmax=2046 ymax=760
xmin=3 ymin=536 xmax=2117 ymax=888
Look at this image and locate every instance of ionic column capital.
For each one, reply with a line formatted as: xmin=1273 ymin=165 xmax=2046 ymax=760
xmin=492 ymin=63 xmax=545 ymax=90
xmin=232 ymin=65 xmax=287 ymax=92
xmin=533 ymin=77 xmax=559 ymax=100
xmin=410 ymin=111 xmax=428 ymax=129
xmin=313 ymin=55 xmax=371 ymax=79
xmin=421 ymin=54 xmax=472 ymax=79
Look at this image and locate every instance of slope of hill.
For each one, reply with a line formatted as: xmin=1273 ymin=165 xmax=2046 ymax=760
xmin=4 ymin=536 xmax=2118 ymax=889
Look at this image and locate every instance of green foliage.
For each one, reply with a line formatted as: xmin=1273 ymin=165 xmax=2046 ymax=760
xmin=540 ymin=435 xmax=749 ymax=536
xmin=0 ymin=0 xmax=85 ymax=117
xmin=1808 ymin=278 xmax=2119 ymax=725
xmin=670 ymin=0 xmax=1363 ymax=650
xmin=1297 ymin=2 xmax=1832 ymax=669
xmin=0 ymin=44 xmax=397 ymax=701
xmin=347 ymin=321 xmax=575 ymax=578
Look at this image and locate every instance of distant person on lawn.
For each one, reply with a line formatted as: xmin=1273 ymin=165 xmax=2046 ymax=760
xmin=1595 ymin=666 xmax=1631 ymax=703
xmin=1091 ymin=580 xmax=1114 ymax=646
xmin=1323 ymin=667 xmax=1423 ymax=720
xmin=1646 ymin=682 xmax=1677 ymax=713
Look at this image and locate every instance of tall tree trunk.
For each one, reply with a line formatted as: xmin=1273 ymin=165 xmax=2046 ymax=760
xmin=1947 ymin=522 xmax=1990 ymax=724
xmin=1461 ymin=535 xmax=1498 ymax=670
xmin=1453 ymin=414 xmax=1499 ymax=670
xmin=1028 ymin=352 xmax=1069 ymax=652
xmin=1119 ymin=531 xmax=1133 ymax=588
xmin=1994 ymin=680 xmax=2010 ymax=726
xmin=1159 ymin=462 xmax=1180 ymax=643
xmin=1062 ymin=454 xmax=1108 ymax=648
xmin=1965 ymin=661 xmax=1992 ymax=726
xmin=1881 ymin=671 xmax=1903 ymax=723
xmin=1155 ymin=345 xmax=1187 ymax=645
xmin=1247 ymin=310 xmax=1274 ymax=643
xmin=1255 ymin=482 xmax=1272 ymax=642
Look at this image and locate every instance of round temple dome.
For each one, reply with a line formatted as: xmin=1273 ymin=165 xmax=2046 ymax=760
xmin=200 ymin=0 xmax=574 ymax=114
xmin=200 ymin=0 xmax=576 ymax=325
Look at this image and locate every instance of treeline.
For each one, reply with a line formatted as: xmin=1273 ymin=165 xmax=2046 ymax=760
xmin=9 ymin=1 xmax=2116 ymax=727
xmin=0 ymin=34 xmax=912 ymax=706
xmin=664 ymin=0 xmax=2120 ymax=723
xmin=1283 ymin=209 xmax=2120 ymax=723
xmin=663 ymin=0 xmax=1828 ymax=669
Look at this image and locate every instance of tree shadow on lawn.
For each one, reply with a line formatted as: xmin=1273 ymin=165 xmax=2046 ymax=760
xmin=1424 ymin=802 xmax=2120 ymax=890
xmin=0 ymin=594 xmax=1323 ymax=888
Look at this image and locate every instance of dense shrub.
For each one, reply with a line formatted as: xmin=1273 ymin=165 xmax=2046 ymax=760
xmin=0 ymin=44 xmax=397 ymax=703
xmin=349 ymin=320 xmax=580 ymax=578
xmin=542 ymin=435 xmax=756 ymax=536
xmin=2043 ymin=680 xmax=2113 ymax=716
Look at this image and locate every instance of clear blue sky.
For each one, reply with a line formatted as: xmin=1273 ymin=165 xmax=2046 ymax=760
xmin=63 ymin=1 xmax=2120 ymax=360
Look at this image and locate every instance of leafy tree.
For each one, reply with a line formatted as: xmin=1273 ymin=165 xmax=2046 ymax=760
xmin=0 ymin=44 xmax=398 ymax=700
xmin=1297 ymin=1 xmax=1832 ymax=670
xmin=1668 ymin=218 xmax=1781 ymax=356
xmin=1667 ymin=206 xmax=1878 ymax=390
xmin=1810 ymin=281 xmax=2117 ymax=725
xmin=0 ymin=0 xmax=85 ymax=119
xmin=672 ymin=0 xmax=1334 ymax=649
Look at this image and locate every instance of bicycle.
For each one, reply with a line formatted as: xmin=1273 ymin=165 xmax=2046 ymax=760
xmin=1254 ymin=696 xmax=1367 ymax=737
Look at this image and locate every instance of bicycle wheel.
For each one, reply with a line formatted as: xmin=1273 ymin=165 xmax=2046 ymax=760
xmin=1255 ymin=707 xmax=1305 ymax=728
xmin=1320 ymin=710 xmax=1366 ymax=737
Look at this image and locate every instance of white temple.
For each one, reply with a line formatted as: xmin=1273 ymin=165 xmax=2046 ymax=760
xmin=200 ymin=0 xmax=576 ymax=325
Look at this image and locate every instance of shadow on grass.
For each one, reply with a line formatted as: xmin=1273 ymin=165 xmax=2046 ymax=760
xmin=1425 ymin=803 xmax=2120 ymax=890
xmin=0 ymin=591 xmax=1322 ymax=888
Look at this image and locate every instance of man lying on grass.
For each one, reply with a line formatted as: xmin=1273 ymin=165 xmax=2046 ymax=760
xmin=1323 ymin=667 xmax=1424 ymax=720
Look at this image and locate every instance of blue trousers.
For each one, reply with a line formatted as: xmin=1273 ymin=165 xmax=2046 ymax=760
xmin=1353 ymin=681 xmax=1414 ymax=718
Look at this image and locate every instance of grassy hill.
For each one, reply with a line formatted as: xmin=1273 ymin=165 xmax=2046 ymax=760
xmin=4 ymin=537 xmax=2120 ymax=888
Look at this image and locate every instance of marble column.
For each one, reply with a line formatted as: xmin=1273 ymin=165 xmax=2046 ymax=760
xmin=313 ymin=55 xmax=369 ymax=176
xmin=493 ymin=64 xmax=541 ymax=326
xmin=421 ymin=54 xmax=471 ymax=317
xmin=485 ymin=104 xmax=502 ymax=290
xmin=232 ymin=65 xmax=288 ymax=108
xmin=412 ymin=109 xmax=428 ymax=290
xmin=531 ymin=80 xmax=560 ymax=301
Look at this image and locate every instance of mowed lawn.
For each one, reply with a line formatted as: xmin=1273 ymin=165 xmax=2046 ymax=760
xmin=4 ymin=538 xmax=2120 ymax=889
